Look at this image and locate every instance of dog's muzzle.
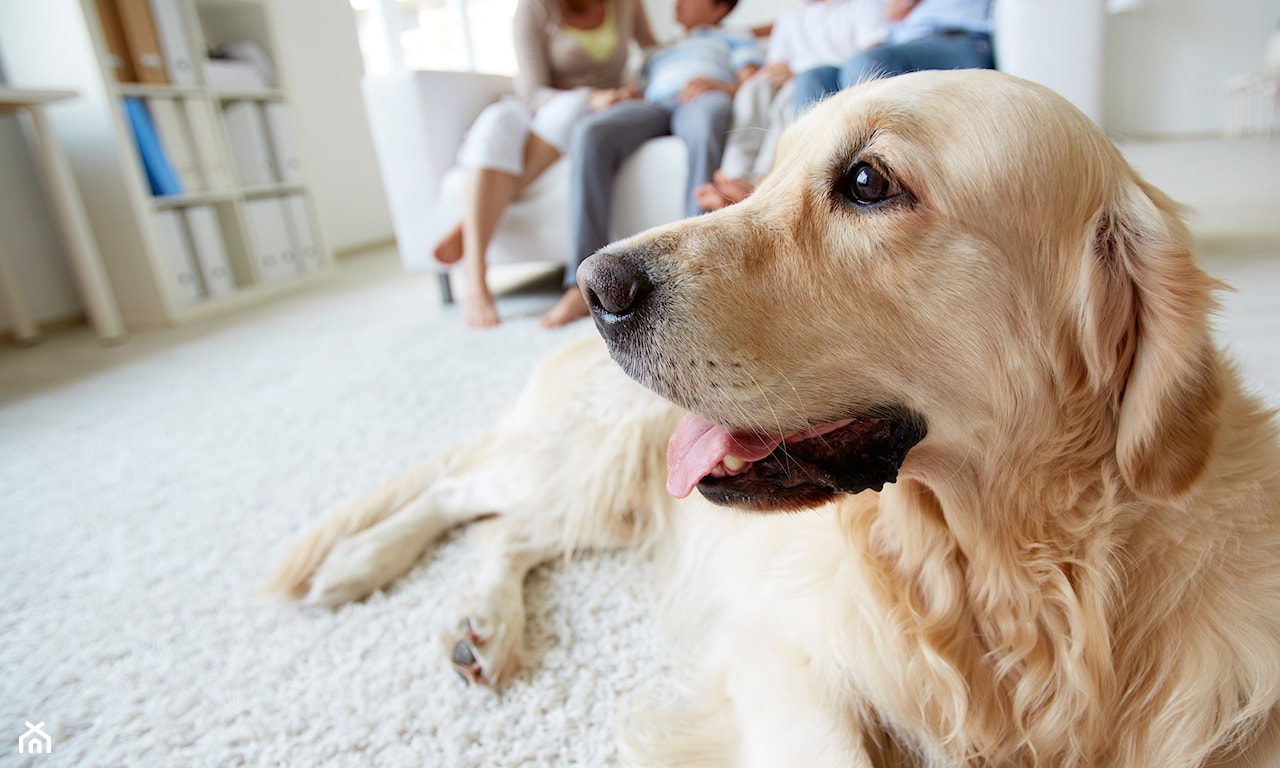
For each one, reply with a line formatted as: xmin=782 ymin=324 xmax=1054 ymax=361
xmin=577 ymin=253 xmax=653 ymax=343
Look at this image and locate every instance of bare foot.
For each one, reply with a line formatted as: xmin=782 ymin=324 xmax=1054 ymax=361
xmin=695 ymin=171 xmax=754 ymax=212
xmin=540 ymin=287 xmax=590 ymax=328
xmin=712 ymin=170 xmax=753 ymax=203
xmin=432 ymin=223 xmax=464 ymax=265
xmin=694 ymin=181 xmax=732 ymax=212
xmin=461 ymin=284 xmax=500 ymax=328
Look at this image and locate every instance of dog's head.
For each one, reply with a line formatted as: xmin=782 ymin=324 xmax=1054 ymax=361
xmin=579 ymin=70 xmax=1222 ymax=512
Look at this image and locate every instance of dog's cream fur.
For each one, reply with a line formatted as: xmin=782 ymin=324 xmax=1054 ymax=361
xmin=266 ymin=71 xmax=1280 ymax=767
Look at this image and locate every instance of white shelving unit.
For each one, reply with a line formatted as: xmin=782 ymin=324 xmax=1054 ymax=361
xmin=0 ymin=0 xmax=331 ymax=330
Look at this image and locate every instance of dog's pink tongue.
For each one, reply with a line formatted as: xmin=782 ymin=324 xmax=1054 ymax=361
xmin=666 ymin=413 xmax=781 ymax=498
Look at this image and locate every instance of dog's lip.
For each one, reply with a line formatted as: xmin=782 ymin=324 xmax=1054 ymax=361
xmin=668 ymin=408 xmax=928 ymax=510
xmin=666 ymin=413 xmax=855 ymax=499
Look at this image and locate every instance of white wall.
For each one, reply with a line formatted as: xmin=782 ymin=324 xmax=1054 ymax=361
xmin=268 ymin=0 xmax=393 ymax=253
xmin=994 ymin=0 xmax=1106 ymax=125
xmin=1104 ymin=0 xmax=1278 ymax=137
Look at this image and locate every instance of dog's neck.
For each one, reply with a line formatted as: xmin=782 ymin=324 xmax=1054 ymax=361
xmin=852 ymin=375 xmax=1280 ymax=765
xmin=853 ymin=442 xmax=1133 ymax=762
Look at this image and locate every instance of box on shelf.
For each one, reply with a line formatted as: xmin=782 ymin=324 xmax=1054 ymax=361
xmin=202 ymin=58 xmax=269 ymax=89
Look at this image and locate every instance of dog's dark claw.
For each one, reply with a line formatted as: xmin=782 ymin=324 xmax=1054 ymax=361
xmin=451 ymin=639 xmax=489 ymax=686
xmin=452 ymin=640 xmax=476 ymax=667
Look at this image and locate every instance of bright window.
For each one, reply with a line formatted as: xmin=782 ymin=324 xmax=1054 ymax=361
xmin=349 ymin=0 xmax=518 ymax=76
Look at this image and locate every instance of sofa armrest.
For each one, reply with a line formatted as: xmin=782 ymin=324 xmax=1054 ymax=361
xmin=362 ymin=70 xmax=513 ymax=271
xmin=363 ymin=70 xmax=513 ymax=190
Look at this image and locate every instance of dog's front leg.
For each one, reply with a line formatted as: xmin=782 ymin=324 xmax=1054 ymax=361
xmin=264 ymin=433 xmax=504 ymax=604
xmin=441 ymin=512 xmax=561 ymax=688
xmin=303 ymin=464 xmax=515 ymax=606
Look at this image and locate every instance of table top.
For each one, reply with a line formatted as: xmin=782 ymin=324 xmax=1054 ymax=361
xmin=0 ymin=87 xmax=79 ymax=107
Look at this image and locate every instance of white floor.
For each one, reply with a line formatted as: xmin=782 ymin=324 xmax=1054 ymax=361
xmin=0 ymin=137 xmax=1277 ymax=767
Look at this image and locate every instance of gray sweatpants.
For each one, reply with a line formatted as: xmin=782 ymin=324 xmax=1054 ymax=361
xmin=564 ymin=92 xmax=731 ymax=287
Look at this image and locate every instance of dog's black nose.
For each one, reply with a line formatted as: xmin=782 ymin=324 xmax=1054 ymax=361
xmin=577 ymin=253 xmax=653 ymax=335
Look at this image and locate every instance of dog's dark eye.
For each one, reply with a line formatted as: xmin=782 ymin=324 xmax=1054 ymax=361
xmin=843 ymin=162 xmax=901 ymax=206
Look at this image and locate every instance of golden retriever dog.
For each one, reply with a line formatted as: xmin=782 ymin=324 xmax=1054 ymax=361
xmin=265 ymin=70 xmax=1280 ymax=766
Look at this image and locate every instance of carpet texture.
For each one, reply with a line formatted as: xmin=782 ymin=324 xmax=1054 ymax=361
xmin=3 ymin=237 xmax=1278 ymax=766
xmin=1 ymin=268 xmax=671 ymax=767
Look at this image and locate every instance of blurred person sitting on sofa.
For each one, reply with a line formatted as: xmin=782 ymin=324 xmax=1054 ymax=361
xmin=434 ymin=0 xmax=656 ymax=328
xmin=695 ymin=0 xmax=887 ymax=211
xmin=542 ymin=0 xmax=763 ymax=326
xmin=792 ymin=0 xmax=994 ymax=111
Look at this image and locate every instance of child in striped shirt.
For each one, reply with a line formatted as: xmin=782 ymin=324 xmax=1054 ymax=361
xmin=542 ymin=0 xmax=763 ymax=327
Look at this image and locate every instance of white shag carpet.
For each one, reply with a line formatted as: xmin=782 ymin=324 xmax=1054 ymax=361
xmin=2 ymin=263 xmax=673 ymax=767
xmin=2 ymin=138 xmax=1279 ymax=766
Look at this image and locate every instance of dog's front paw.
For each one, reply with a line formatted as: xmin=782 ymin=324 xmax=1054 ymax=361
xmin=448 ymin=618 xmax=492 ymax=686
xmin=443 ymin=610 xmax=523 ymax=688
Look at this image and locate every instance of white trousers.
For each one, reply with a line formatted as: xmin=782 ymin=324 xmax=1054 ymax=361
xmin=718 ymin=77 xmax=797 ymax=181
xmin=456 ymin=89 xmax=592 ymax=176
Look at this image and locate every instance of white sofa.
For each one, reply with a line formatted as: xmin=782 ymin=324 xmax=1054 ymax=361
xmin=361 ymin=70 xmax=689 ymax=302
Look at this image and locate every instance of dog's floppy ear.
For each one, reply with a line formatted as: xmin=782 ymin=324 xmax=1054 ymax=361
xmin=1075 ymin=178 xmax=1223 ymax=501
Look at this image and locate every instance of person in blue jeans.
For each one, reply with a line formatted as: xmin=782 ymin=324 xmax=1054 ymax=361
xmin=793 ymin=0 xmax=994 ymax=112
xmin=541 ymin=0 xmax=762 ymax=327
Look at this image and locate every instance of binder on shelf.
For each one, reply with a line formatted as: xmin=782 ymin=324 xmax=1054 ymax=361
xmin=222 ymin=101 xmax=276 ymax=186
xmin=148 ymin=0 xmax=198 ymax=87
xmin=244 ymin=197 xmax=297 ymax=282
xmin=123 ymin=97 xmax=182 ymax=197
xmin=152 ymin=209 xmax=205 ymax=302
xmin=94 ymin=0 xmax=138 ymax=82
xmin=114 ymin=0 xmax=170 ymax=84
xmin=283 ymin=195 xmax=321 ymax=272
xmin=183 ymin=206 xmax=236 ymax=296
xmin=183 ymin=99 xmax=236 ymax=191
xmin=262 ymin=102 xmax=304 ymax=184
xmin=147 ymin=98 xmax=203 ymax=192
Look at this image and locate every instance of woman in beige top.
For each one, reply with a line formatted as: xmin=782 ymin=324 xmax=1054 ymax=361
xmin=434 ymin=0 xmax=656 ymax=328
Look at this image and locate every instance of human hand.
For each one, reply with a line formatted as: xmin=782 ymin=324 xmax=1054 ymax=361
xmin=588 ymin=86 xmax=642 ymax=111
xmin=760 ymin=61 xmax=792 ymax=88
xmin=618 ymin=84 xmax=643 ymax=101
xmin=884 ymin=0 xmax=919 ymax=23
xmin=678 ymin=77 xmax=730 ymax=103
